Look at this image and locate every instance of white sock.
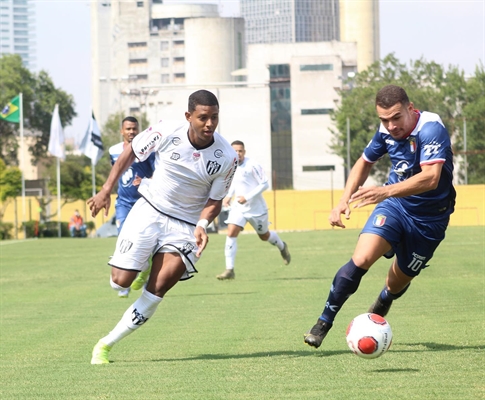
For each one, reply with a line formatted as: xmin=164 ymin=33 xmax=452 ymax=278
xmin=101 ymin=290 xmax=163 ymax=346
xmin=225 ymin=236 xmax=237 ymax=269
xmin=268 ymin=231 xmax=284 ymax=250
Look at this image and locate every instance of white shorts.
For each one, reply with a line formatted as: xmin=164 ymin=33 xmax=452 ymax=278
xmin=109 ymin=198 xmax=199 ymax=280
xmin=225 ymin=208 xmax=269 ymax=234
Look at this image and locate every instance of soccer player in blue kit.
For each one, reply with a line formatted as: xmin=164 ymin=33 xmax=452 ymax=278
xmin=109 ymin=116 xmax=155 ymax=298
xmin=304 ymin=85 xmax=456 ymax=348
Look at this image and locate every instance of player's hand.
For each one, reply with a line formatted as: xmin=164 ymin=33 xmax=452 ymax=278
xmin=194 ymin=226 xmax=209 ymax=257
xmin=133 ymin=174 xmax=142 ymax=186
xmin=222 ymin=198 xmax=231 ymax=208
xmin=328 ymin=200 xmax=351 ymax=229
xmin=349 ymin=186 xmax=388 ymax=208
xmin=236 ymin=196 xmax=247 ymax=204
xmin=87 ymin=190 xmax=111 ymax=218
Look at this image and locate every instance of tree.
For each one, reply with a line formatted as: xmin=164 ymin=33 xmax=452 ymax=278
xmin=331 ymin=54 xmax=483 ymax=184
xmin=0 ymin=54 xmax=76 ymax=166
xmin=0 ymin=158 xmax=22 ymax=221
xmin=460 ymin=64 xmax=485 ymax=184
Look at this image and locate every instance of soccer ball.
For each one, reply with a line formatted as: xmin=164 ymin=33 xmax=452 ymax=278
xmin=346 ymin=313 xmax=393 ymax=359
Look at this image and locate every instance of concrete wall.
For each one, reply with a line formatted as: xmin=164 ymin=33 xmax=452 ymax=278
xmin=2 ymin=185 xmax=483 ymax=239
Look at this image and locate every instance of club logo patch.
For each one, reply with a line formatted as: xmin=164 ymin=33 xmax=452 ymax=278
xmin=373 ymin=214 xmax=387 ymax=227
xmin=119 ymin=239 xmax=133 ymax=253
xmin=171 ymin=152 xmax=180 ymax=161
xmin=214 ymin=149 xmax=223 ymax=158
xmin=206 ymin=160 xmax=221 ymax=175
xmin=172 ymin=137 xmax=181 ymax=146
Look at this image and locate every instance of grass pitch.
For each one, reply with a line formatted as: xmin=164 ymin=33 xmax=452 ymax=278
xmin=0 ymin=226 xmax=483 ymax=399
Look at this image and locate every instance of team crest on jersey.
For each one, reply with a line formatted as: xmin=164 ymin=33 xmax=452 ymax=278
xmin=214 ymin=149 xmax=223 ymax=158
xmin=206 ymin=160 xmax=221 ymax=175
xmin=409 ymin=137 xmax=417 ymax=153
xmin=119 ymin=239 xmax=133 ymax=253
xmin=171 ymin=152 xmax=180 ymax=161
xmin=373 ymin=214 xmax=387 ymax=227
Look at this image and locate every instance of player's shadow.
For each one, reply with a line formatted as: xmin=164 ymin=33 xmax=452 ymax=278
xmin=396 ymin=342 xmax=484 ymax=352
xmin=170 ymin=291 xmax=258 ymax=297
xmin=151 ymin=349 xmax=348 ymax=363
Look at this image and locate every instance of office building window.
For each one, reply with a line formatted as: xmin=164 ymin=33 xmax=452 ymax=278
xmin=128 ymin=42 xmax=147 ymax=48
xmin=161 ymin=73 xmax=169 ymax=83
xmin=161 ymin=57 xmax=169 ymax=67
xmin=269 ymin=64 xmax=292 ymax=189
xmin=301 ymin=108 xmax=332 ymax=115
xmin=160 ymin=41 xmax=169 ymax=51
xmin=300 ymin=64 xmax=333 ymax=72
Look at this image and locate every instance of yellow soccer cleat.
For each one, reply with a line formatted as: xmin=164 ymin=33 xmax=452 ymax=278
xmin=91 ymin=340 xmax=112 ymax=365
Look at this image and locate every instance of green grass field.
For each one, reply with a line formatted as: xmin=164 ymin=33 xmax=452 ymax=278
xmin=0 ymin=226 xmax=484 ymax=399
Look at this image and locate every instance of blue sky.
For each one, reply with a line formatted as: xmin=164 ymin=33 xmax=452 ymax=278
xmin=34 ymin=0 xmax=485 ymax=139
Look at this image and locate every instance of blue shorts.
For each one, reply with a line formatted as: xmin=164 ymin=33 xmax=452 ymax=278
xmin=361 ymin=200 xmax=450 ymax=277
xmin=115 ymin=203 xmax=134 ymax=233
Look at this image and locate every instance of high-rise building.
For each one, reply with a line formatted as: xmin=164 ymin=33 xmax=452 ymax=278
xmin=0 ymin=0 xmax=35 ymax=69
xmin=241 ymin=0 xmax=340 ymax=44
xmin=339 ymin=0 xmax=379 ymax=71
xmin=91 ymin=1 xmax=245 ymax=127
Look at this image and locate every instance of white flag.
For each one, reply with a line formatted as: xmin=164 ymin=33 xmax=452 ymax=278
xmin=79 ymin=112 xmax=104 ymax=165
xmin=48 ymin=104 xmax=65 ymax=160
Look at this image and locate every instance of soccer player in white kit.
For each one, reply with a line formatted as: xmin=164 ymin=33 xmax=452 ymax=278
xmin=216 ymin=140 xmax=291 ymax=280
xmin=88 ymin=90 xmax=237 ymax=364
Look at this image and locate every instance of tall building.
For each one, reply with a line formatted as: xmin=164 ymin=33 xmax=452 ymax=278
xmin=91 ymin=1 xmax=245 ymax=127
xmin=339 ymin=0 xmax=379 ymax=71
xmin=241 ymin=0 xmax=340 ymax=44
xmin=0 ymin=0 xmax=35 ymax=69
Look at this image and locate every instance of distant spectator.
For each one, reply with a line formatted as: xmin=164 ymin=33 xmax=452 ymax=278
xmin=69 ymin=210 xmax=86 ymax=238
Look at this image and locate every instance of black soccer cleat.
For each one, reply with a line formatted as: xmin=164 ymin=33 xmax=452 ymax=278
xmin=304 ymin=319 xmax=332 ymax=349
xmin=368 ymin=296 xmax=393 ymax=317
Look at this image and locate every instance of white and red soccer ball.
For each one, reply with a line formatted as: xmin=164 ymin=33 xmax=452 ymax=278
xmin=346 ymin=313 xmax=393 ymax=359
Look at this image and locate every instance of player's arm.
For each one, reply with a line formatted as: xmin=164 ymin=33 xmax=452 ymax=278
xmin=87 ymin=143 xmax=136 ymax=217
xmin=329 ymin=157 xmax=373 ymax=228
xmin=238 ymin=163 xmax=268 ymax=204
xmin=194 ymin=198 xmax=223 ymax=257
xmin=350 ymin=162 xmax=443 ymax=208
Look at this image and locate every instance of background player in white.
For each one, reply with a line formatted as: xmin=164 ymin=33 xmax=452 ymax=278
xmin=216 ymin=140 xmax=290 ymax=280
xmin=303 ymin=85 xmax=456 ymax=349
xmin=88 ymin=90 xmax=237 ymax=364
xmin=109 ymin=116 xmax=155 ymax=298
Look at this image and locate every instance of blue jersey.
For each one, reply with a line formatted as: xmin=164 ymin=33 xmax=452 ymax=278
xmin=109 ymin=142 xmax=156 ymax=208
xmin=363 ymin=111 xmax=455 ymax=218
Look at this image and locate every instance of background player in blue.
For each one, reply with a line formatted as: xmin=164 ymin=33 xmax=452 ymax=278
xmin=304 ymin=85 xmax=456 ymax=349
xmin=109 ymin=116 xmax=155 ymax=298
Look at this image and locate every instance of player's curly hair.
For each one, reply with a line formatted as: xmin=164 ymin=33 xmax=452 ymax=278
xmin=188 ymin=90 xmax=219 ymax=112
xmin=375 ymin=85 xmax=410 ymax=109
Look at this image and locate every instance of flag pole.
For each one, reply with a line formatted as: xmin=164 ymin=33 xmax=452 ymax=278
xmin=19 ymin=92 xmax=26 ymax=239
xmin=56 ymin=157 xmax=61 ymax=237
xmin=92 ymin=161 xmax=96 ymax=197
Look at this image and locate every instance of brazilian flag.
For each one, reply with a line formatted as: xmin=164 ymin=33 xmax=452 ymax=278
xmin=0 ymin=96 xmax=20 ymax=123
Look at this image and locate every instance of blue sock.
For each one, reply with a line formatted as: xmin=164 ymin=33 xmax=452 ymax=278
xmin=320 ymin=259 xmax=367 ymax=324
xmin=379 ymin=283 xmax=410 ymax=302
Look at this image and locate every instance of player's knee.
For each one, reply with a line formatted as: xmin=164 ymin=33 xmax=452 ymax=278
xmin=110 ymin=276 xmax=130 ymax=291
xmin=258 ymin=232 xmax=270 ymax=241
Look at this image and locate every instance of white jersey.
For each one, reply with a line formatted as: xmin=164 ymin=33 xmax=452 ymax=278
xmin=228 ymin=156 xmax=268 ymax=215
xmin=131 ymin=120 xmax=237 ymax=225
